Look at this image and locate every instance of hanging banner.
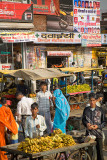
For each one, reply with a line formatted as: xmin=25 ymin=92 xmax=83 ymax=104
xmin=82 ymin=34 xmax=101 ymax=47
xmin=32 ymin=0 xmax=60 ymax=15
xmin=0 ymin=31 xmax=35 ymax=43
xmin=0 ymin=2 xmax=33 ymax=22
xmin=47 ymin=51 xmax=71 ymax=56
xmin=47 ymin=0 xmax=73 ymax=32
xmin=34 ymin=32 xmax=81 ymax=44
xmin=73 ymin=0 xmax=100 ymax=34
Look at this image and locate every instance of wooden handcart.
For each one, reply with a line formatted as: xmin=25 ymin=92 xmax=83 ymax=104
xmin=0 ymin=141 xmax=96 ymax=160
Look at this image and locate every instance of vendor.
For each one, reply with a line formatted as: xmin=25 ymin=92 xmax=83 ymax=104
xmin=17 ymin=80 xmax=30 ymax=96
xmin=59 ymin=77 xmax=66 ymax=88
xmin=79 ymin=72 xmax=86 ymax=84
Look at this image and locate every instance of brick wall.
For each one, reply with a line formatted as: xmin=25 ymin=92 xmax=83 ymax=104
xmin=32 ymin=15 xmax=46 ymax=31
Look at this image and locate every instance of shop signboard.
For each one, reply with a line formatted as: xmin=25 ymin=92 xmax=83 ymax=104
xmin=47 ymin=0 xmax=73 ymax=32
xmin=34 ymin=32 xmax=81 ymax=44
xmin=101 ymin=34 xmax=107 ymax=44
xmin=0 ymin=2 xmax=33 ymax=22
xmin=0 ymin=63 xmax=14 ymax=70
xmin=32 ymin=0 xmax=60 ymax=15
xmin=82 ymin=34 xmax=101 ymax=47
xmin=0 ymin=31 xmax=35 ymax=43
xmin=73 ymin=0 xmax=100 ymax=34
xmin=47 ymin=51 xmax=71 ymax=56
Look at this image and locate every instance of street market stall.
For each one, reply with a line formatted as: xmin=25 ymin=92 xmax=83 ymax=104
xmin=59 ymin=67 xmax=101 ymax=110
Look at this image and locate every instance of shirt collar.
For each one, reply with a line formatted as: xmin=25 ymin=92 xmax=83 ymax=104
xmin=41 ymin=90 xmax=47 ymax=93
xmin=31 ymin=115 xmax=38 ymax=120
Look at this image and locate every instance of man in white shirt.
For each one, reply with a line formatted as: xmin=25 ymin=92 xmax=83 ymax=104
xmin=36 ymin=81 xmax=53 ymax=135
xmin=25 ymin=103 xmax=47 ymax=138
xmin=16 ymin=92 xmax=34 ymax=119
xmin=15 ymin=51 xmax=22 ymax=69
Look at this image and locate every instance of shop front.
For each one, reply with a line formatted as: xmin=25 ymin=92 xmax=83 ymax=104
xmin=47 ymin=51 xmax=72 ymax=68
xmin=0 ymin=30 xmax=35 ymax=70
xmin=92 ymin=48 xmax=107 ymax=68
xmin=0 ymin=43 xmax=23 ymax=70
xmin=34 ymin=32 xmax=82 ymax=68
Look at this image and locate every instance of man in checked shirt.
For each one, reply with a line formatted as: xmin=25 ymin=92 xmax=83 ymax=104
xmin=36 ymin=81 xmax=53 ymax=135
xmin=82 ymin=93 xmax=106 ymax=160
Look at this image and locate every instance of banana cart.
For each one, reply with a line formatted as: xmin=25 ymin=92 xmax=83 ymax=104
xmin=0 ymin=141 xmax=96 ymax=160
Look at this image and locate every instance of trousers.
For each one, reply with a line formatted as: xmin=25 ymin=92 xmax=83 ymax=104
xmin=39 ymin=110 xmax=52 ymax=135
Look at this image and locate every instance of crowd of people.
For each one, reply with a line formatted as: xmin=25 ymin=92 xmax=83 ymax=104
xmin=0 ymin=78 xmax=106 ymax=160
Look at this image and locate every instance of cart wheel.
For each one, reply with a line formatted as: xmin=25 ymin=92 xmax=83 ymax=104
xmin=68 ymin=150 xmax=91 ymax=160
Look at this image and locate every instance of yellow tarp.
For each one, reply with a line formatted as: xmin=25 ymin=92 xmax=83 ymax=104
xmin=60 ymin=67 xmax=101 ymax=73
xmin=0 ymin=70 xmax=16 ymax=75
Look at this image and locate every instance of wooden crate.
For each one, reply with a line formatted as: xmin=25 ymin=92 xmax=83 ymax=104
xmin=66 ymin=117 xmax=85 ymax=131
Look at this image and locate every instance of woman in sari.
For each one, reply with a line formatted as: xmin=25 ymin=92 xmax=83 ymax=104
xmin=53 ymin=89 xmax=70 ymax=133
xmin=0 ymin=98 xmax=18 ymax=160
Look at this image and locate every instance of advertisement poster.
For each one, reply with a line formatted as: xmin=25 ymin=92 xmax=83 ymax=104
xmin=26 ymin=46 xmax=36 ymax=69
xmin=101 ymin=34 xmax=107 ymax=44
xmin=73 ymin=0 xmax=100 ymax=34
xmin=32 ymin=0 xmax=60 ymax=15
xmin=91 ymin=58 xmax=98 ymax=68
xmin=77 ymin=54 xmax=84 ymax=67
xmin=34 ymin=32 xmax=81 ymax=44
xmin=47 ymin=0 xmax=73 ymax=32
xmin=69 ymin=52 xmax=73 ymax=67
xmin=82 ymin=34 xmax=101 ymax=47
xmin=34 ymin=47 xmax=46 ymax=68
xmin=0 ymin=2 xmax=33 ymax=22
xmin=0 ymin=31 xmax=35 ymax=43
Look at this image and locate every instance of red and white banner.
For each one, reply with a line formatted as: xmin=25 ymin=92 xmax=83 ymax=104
xmin=47 ymin=51 xmax=71 ymax=56
xmin=0 ymin=31 xmax=35 ymax=43
xmin=0 ymin=2 xmax=33 ymax=22
xmin=82 ymin=34 xmax=101 ymax=47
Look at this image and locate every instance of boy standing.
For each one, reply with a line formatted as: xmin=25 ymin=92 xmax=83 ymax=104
xmin=82 ymin=93 xmax=106 ymax=160
xmin=36 ymin=81 xmax=53 ymax=134
xmin=25 ymin=103 xmax=47 ymax=138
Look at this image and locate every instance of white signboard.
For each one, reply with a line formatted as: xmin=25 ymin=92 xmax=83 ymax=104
xmin=0 ymin=63 xmax=14 ymax=70
xmin=34 ymin=32 xmax=81 ymax=44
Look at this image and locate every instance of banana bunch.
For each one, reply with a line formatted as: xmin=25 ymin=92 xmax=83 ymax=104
xmin=60 ymin=134 xmax=76 ymax=146
xmin=8 ymin=88 xmax=16 ymax=95
xmin=53 ymin=129 xmax=63 ymax=135
xmin=17 ymin=129 xmax=76 ymax=154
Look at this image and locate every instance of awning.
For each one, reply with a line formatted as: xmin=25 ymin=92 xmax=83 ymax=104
xmin=1 ymin=68 xmax=71 ymax=80
xmin=0 ymin=22 xmax=34 ymax=29
xmin=60 ymin=67 xmax=101 ymax=73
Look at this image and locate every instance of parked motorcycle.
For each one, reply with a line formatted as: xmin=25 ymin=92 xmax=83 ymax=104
xmin=59 ymin=10 xmax=73 ymax=29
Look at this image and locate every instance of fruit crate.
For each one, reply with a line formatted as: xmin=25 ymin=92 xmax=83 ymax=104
xmin=66 ymin=117 xmax=85 ymax=131
xmin=61 ymin=84 xmax=91 ymax=95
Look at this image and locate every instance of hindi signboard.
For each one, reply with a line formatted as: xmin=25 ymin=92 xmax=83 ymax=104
xmin=82 ymin=34 xmax=101 ymax=47
xmin=0 ymin=31 xmax=35 ymax=43
xmin=34 ymin=32 xmax=81 ymax=44
xmin=73 ymin=0 xmax=100 ymax=34
xmin=47 ymin=51 xmax=71 ymax=56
